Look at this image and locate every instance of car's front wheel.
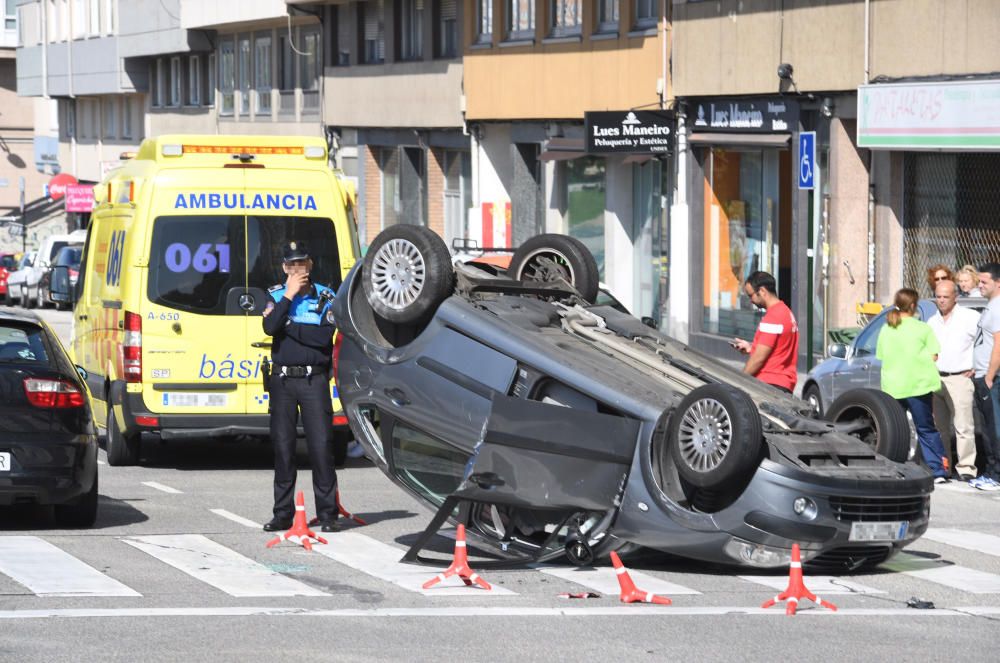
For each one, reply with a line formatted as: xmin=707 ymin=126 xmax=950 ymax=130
xmin=362 ymin=225 xmax=455 ymax=324
xmin=508 ymin=234 xmax=600 ymax=303
xmin=824 ymin=388 xmax=910 ymax=462
xmin=54 ymin=473 xmax=98 ymax=528
xmin=803 ymin=384 xmax=824 ymax=417
xmin=668 ymin=384 xmax=763 ymax=490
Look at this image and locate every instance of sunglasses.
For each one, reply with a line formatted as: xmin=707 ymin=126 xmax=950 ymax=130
xmin=934 ymin=275 xmax=948 ymax=281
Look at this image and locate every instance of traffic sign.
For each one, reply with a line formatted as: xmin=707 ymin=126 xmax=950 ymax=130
xmin=798 ymin=131 xmax=816 ymax=190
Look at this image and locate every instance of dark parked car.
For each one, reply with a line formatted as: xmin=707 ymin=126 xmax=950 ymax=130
xmin=332 ymin=227 xmax=932 ymax=572
xmin=0 ymin=310 xmax=99 ymax=526
xmin=38 ymin=244 xmax=82 ymax=310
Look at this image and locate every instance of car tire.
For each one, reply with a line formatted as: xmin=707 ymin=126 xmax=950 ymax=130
xmin=54 ymin=472 xmax=98 ymax=528
xmin=362 ymin=225 xmax=455 ymax=324
xmin=803 ymin=384 xmax=824 ymax=417
xmin=824 ymin=388 xmax=910 ymax=462
xmin=668 ymin=383 xmax=763 ymax=490
xmin=20 ymin=285 xmax=30 ymax=309
xmin=508 ymin=234 xmax=600 ymax=304
xmin=105 ymin=408 xmax=140 ymax=466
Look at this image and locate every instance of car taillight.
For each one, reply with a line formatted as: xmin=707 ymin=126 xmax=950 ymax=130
xmin=23 ymin=378 xmax=85 ymax=408
xmin=124 ymin=311 xmax=142 ymax=383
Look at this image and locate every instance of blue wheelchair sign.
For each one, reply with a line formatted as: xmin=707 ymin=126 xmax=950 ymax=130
xmin=798 ymin=132 xmax=816 ymax=190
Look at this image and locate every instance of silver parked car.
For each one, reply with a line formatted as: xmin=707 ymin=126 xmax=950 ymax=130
xmin=802 ymin=297 xmax=987 ymax=418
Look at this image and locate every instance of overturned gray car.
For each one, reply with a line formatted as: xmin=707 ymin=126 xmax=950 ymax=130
xmin=332 ymin=226 xmax=932 ymax=571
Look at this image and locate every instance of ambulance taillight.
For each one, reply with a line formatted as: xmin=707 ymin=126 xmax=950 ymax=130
xmin=123 ymin=311 xmax=142 ymax=383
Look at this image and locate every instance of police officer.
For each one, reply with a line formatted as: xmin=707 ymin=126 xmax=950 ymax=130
xmin=261 ymin=241 xmax=339 ymax=533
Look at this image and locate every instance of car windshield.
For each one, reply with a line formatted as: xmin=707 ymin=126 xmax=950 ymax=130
xmin=0 ymin=323 xmax=50 ymax=363
xmin=0 ymin=255 xmax=14 ymax=269
xmin=56 ymin=246 xmax=82 ymax=268
xmin=47 ymin=241 xmax=69 ymax=263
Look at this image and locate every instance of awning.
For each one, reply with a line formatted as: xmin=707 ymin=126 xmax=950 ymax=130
xmin=687 ymin=133 xmax=790 ymax=147
xmin=539 ymin=137 xmax=585 ymax=162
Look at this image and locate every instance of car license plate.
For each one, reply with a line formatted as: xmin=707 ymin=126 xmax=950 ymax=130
xmin=849 ymin=521 xmax=909 ymax=542
xmin=161 ymin=392 xmax=228 ymax=408
xmin=0 ymin=452 xmax=9 ymax=472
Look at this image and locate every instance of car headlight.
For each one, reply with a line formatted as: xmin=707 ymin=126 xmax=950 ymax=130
xmin=792 ymin=497 xmax=818 ymax=520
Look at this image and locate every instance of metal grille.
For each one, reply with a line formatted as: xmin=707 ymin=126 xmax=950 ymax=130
xmin=828 ymin=495 xmax=928 ymax=523
xmin=807 ymin=545 xmax=892 ymax=571
xmin=903 ymin=152 xmax=1000 ymax=296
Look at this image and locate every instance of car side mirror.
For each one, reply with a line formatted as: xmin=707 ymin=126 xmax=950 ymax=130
xmin=49 ymin=265 xmax=77 ymax=304
xmin=828 ymin=343 xmax=849 ymax=359
xmin=75 ymin=365 xmax=88 ymax=381
xmin=641 ymin=316 xmax=657 ymax=329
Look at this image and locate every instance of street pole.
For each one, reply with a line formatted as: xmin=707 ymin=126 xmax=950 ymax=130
xmin=18 ymin=176 xmax=25 ymax=254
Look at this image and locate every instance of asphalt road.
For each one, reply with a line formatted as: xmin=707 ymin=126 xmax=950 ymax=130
xmin=2 ymin=307 xmax=999 ymax=662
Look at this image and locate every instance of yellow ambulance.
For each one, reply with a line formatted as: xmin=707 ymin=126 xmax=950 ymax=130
xmin=66 ymin=135 xmax=360 ymax=465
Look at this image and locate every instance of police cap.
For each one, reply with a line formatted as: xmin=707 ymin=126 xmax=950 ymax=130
xmin=282 ymin=241 xmax=311 ymax=263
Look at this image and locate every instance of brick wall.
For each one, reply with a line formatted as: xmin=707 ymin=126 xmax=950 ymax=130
xmin=363 ymin=145 xmax=381 ymax=246
xmin=427 ymin=147 xmax=445 ymax=238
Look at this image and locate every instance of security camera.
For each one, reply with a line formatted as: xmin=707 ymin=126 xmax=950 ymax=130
xmin=777 ymin=63 xmax=794 ymax=80
xmin=821 ymin=97 xmax=835 ymax=118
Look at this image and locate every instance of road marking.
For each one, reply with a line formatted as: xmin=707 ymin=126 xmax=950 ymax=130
xmin=0 ymin=606 xmax=977 ymax=620
xmin=540 ymin=566 xmax=701 ymax=596
xmin=210 ymin=509 xmax=262 ymax=529
xmin=141 ymin=481 xmax=183 ymax=494
xmin=0 ymin=536 xmax=141 ymax=597
xmin=312 ymin=532 xmax=516 ymax=596
xmin=882 ymin=553 xmax=1000 ymax=593
xmin=97 ymin=460 xmax=106 ymax=465
xmin=123 ymin=535 xmax=327 ymax=597
xmin=923 ymin=528 xmax=1000 ymax=558
xmin=739 ymin=575 xmax=884 ymax=595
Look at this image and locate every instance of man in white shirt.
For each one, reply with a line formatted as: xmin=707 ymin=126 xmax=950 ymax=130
xmin=928 ymin=280 xmax=980 ymax=480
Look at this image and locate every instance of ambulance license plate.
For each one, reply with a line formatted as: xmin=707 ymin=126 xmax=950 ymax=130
xmin=849 ymin=521 xmax=909 ymax=542
xmin=0 ymin=452 xmax=10 ymax=472
xmin=162 ymin=393 xmax=228 ymax=408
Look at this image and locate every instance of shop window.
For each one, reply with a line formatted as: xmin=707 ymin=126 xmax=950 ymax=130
xmin=701 ymin=147 xmax=786 ymax=340
xmin=237 ymin=35 xmax=251 ymax=115
xmin=390 ymin=422 xmax=470 ymax=508
xmin=506 ymin=0 xmax=534 ymax=41
xmin=475 ymin=0 xmax=492 ymax=44
xmin=511 ymin=143 xmax=544 ymax=244
xmin=632 ymin=160 xmax=663 ymax=321
xmin=398 ymin=0 xmax=423 ymax=61
xmin=443 ymin=150 xmax=472 ymax=244
xmin=563 ymin=156 xmax=607 ymax=279
xmin=380 ymin=147 xmax=401 ymax=230
xmin=550 ymin=0 xmax=581 ymax=37
xmin=254 ymin=34 xmax=272 ymax=114
xmin=435 ymin=0 xmax=457 ymax=58
xmin=219 ymin=39 xmax=235 ymax=115
xmin=633 ymin=0 xmax=657 ymax=28
xmin=361 ymin=0 xmax=385 ymax=64
xmin=595 ymin=0 xmax=618 ymax=33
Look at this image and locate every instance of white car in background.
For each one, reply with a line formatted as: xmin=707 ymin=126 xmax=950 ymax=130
xmin=6 ymin=251 xmax=37 ymax=306
xmin=16 ymin=230 xmax=87 ymax=308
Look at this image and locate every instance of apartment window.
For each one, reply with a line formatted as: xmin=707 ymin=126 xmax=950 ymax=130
xmin=237 ymin=35 xmax=251 ymax=115
xmin=103 ymin=97 xmax=116 ymax=139
xmin=47 ymin=0 xmax=60 ymax=41
xmin=187 ymin=56 xmax=201 ymax=106
xmin=361 ymin=0 xmax=385 ymax=64
xmin=278 ymin=34 xmax=294 ymax=90
xmin=5 ymin=0 xmax=16 ymax=31
xmin=151 ymin=58 xmax=166 ymax=107
xmin=435 ymin=0 xmax=456 ymax=57
xmin=219 ymin=39 xmax=235 ymax=115
xmin=207 ymin=53 xmax=216 ymax=107
xmin=254 ymin=33 xmax=272 ymax=113
xmin=71 ymin=0 xmax=84 ymax=38
xmin=550 ymin=0 xmax=581 ymax=37
xmin=170 ymin=56 xmax=182 ymax=107
xmin=634 ymin=0 xmax=656 ymax=28
xmin=334 ymin=5 xmax=351 ymax=65
xmin=596 ymin=0 xmax=618 ymax=33
xmin=64 ymin=100 xmax=75 ymax=138
xmin=506 ymin=0 xmax=534 ymax=41
xmin=300 ymin=28 xmax=321 ymax=112
xmin=398 ymin=0 xmax=423 ymax=61
xmin=475 ymin=0 xmax=492 ymax=44
xmin=87 ymin=0 xmax=99 ymax=35
xmin=103 ymin=0 xmax=114 ymax=34
xmin=121 ymin=97 xmax=132 ymax=139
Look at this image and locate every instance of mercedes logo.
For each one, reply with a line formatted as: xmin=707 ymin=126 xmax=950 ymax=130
xmin=238 ymin=293 xmax=256 ymax=311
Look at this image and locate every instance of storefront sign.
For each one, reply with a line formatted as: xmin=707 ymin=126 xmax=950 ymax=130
xmin=690 ymin=98 xmax=798 ymax=133
xmin=858 ymin=80 xmax=1000 ymax=150
xmin=585 ymin=110 xmax=675 ymax=154
xmin=64 ymin=184 xmax=94 ymax=213
xmin=48 ymin=173 xmax=78 ymax=200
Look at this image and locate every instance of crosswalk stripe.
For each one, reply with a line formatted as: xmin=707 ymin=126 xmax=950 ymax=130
xmin=882 ymin=552 xmax=1000 ymax=593
xmin=923 ymin=528 xmax=1000 ymax=559
xmin=311 ymin=532 xmax=516 ymax=596
xmin=0 ymin=536 xmax=140 ymax=597
xmin=123 ymin=535 xmax=328 ymax=597
xmin=540 ymin=565 xmax=701 ymax=596
xmin=739 ymin=575 xmax=884 ymax=595
xmin=210 ymin=509 xmax=262 ymax=529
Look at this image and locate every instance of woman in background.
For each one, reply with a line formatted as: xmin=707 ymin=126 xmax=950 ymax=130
xmin=926 ymin=264 xmax=954 ymax=297
xmin=876 ymin=288 xmax=950 ymax=483
xmin=956 ymin=265 xmax=982 ymax=297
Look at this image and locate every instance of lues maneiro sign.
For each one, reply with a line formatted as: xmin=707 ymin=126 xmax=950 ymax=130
xmin=585 ymin=111 xmax=675 ymax=154
xmin=691 ymin=98 xmax=799 ymax=133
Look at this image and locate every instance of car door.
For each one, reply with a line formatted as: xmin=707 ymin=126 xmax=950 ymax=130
xmin=833 ymin=310 xmax=889 ymax=399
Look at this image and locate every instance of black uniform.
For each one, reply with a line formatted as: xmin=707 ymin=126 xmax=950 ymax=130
xmin=262 ymin=243 xmax=338 ymax=527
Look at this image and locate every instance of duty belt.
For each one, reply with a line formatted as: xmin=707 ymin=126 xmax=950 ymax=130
xmin=277 ymin=364 xmax=328 ymax=378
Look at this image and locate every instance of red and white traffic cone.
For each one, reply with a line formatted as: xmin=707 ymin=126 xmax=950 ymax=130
xmin=610 ymin=551 xmax=672 ymax=605
xmin=265 ymin=491 xmax=328 ymax=551
xmin=760 ymin=543 xmax=838 ymax=615
xmin=309 ymin=490 xmax=367 ymax=528
xmin=421 ymin=524 xmax=492 ymax=591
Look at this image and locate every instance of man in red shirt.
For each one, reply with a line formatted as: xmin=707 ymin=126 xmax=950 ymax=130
xmin=732 ymin=271 xmax=799 ymax=393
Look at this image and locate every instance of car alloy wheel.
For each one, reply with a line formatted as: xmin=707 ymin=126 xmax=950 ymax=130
xmin=370 ymin=237 xmax=426 ymax=312
xmin=676 ymin=398 xmax=733 ymax=473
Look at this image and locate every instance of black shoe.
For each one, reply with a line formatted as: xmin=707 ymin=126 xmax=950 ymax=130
xmin=959 ymin=474 xmax=975 ymax=482
xmin=320 ymin=519 xmax=341 ymax=533
xmin=263 ymin=517 xmax=293 ymax=532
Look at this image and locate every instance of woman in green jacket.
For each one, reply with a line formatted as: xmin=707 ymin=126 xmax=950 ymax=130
xmin=876 ymin=288 xmax=950 ymax=483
